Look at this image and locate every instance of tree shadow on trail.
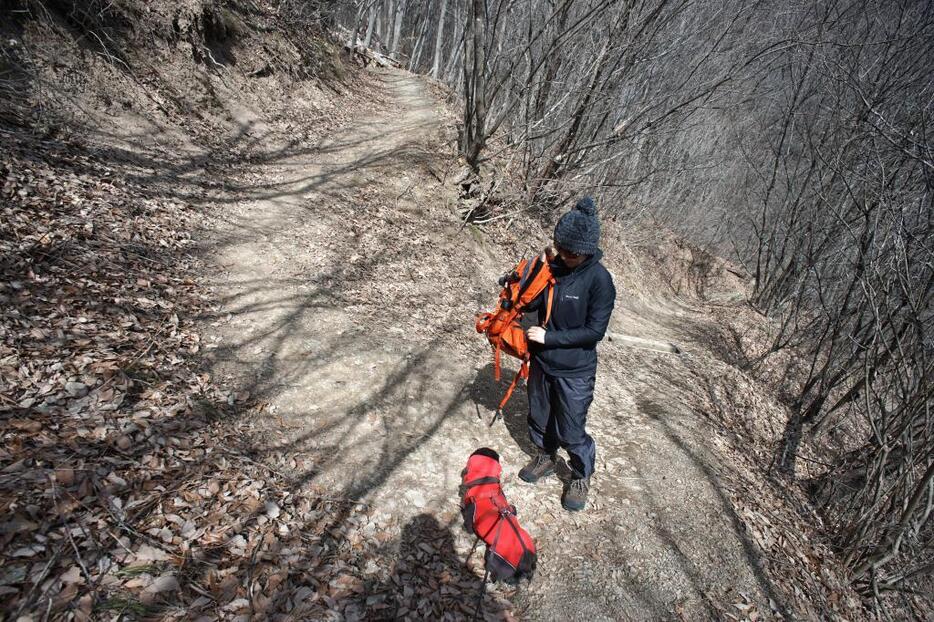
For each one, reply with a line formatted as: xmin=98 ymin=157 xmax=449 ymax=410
xmin=0 ymin=63 xmax=476 ymax=617
xmin=362 ymin=513 xmax=510 ymax=621
xmin=635 ymin=396 xmax=792 ymax=618
xmin=466 ymin=362 xmax=537 ymax=457
xmin=465 ymin=363 xmax=585 ymax=490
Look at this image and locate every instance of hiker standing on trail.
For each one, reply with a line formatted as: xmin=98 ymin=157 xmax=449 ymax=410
xmin=518 ymin=197 xmax=616 ymax=512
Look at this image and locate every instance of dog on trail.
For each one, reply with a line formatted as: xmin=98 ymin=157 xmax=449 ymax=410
xmin=460 ymin=448 xmax=537 ymax=583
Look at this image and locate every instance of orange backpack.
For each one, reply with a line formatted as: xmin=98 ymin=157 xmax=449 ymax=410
xmin=475 ymin=253 xmax=555 ymax=425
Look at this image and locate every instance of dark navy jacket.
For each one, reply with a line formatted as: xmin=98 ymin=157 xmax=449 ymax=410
xmin=527 ymin=250 xmax=616 ymax=378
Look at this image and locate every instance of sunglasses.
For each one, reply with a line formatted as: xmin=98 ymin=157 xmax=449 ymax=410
xmin=554 ymin=244 xmax=582 ymax=259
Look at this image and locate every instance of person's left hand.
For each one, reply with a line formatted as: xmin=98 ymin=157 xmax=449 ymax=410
xmin=527 ymin=326 xmax=546 ymax=344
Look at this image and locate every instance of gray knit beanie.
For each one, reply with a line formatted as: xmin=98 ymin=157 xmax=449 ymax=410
xmin=554 ymin=196 xmax=600 ymax=255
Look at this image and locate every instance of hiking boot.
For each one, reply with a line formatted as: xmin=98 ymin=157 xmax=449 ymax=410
xmin=562 ymin=477 xmax=590 ymax=512
xmin=518 ymin=452 xmax=556 ymax=484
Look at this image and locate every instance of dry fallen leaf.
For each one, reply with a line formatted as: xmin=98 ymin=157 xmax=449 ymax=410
xmin=60 ymin=566 xmax=84 ymax=585
xmin=146 ymin=573 xmax=180 ymax=594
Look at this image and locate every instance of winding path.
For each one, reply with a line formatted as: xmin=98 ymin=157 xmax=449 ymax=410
xmin=204 ymin=68 xmax=779 ymax=620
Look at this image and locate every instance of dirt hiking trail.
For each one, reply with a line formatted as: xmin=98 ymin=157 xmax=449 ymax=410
xmin=203 ymin=68 xmax=784 ymax=620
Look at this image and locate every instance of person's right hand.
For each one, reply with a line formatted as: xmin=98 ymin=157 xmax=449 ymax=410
xmin=527 ymin=326 xmax=546 ymax=344
xmin=543 ymin=245 xmax=557 ymax=261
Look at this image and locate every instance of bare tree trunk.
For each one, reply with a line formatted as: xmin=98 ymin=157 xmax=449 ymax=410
xmin=443 ymin=0 xmax=463 ymax=82
xmin=408 ymin=1 xmax=431 ymax=71
xmin=374 ymin=1 xmax=386 ymax=51
xmin=462 ymin=0 xmax=487 ymax=173
xmin=431 ymin=0 xmax=448 ymax=78
xmin=390 ymin=0 xmax=407 ymax=60
xmin=364 ymin=1 xmax=377 ymax=48
xmin=350 ymin=0 xmax=365 ymax=49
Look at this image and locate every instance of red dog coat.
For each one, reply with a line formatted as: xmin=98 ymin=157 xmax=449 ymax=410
xmin=460 ymin=448 xmax=536 ymax=583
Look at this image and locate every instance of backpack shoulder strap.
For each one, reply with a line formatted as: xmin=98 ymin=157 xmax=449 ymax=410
xmin=515 ymin=256 xmax=550 ymax=305
xmin=542 ymin=285 xmax=555 ymax=327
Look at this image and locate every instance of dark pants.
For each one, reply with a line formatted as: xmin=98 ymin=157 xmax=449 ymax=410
xmin=527 ymin=360 xmax=596 ymax=479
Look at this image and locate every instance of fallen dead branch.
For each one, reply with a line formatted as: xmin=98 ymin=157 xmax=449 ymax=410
xmin=606 ymin=331 xmax=682 ymax=355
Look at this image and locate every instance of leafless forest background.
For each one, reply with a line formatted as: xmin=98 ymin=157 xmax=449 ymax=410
xmin=336 ymin=0 xmax=933 ymax=603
